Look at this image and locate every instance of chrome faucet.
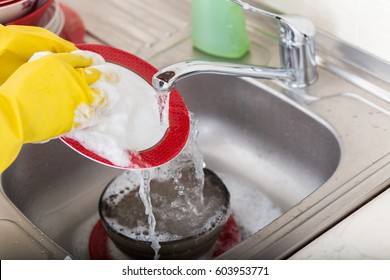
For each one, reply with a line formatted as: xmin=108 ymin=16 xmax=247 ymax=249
xmin=152 ymin=0 xmax=317 ymax=92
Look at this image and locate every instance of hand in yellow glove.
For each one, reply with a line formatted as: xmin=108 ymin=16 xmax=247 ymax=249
xmin=0 ymin=52 xmax=103 ymax=172
xmin=0 ymin=24 xmax=77 ymax=84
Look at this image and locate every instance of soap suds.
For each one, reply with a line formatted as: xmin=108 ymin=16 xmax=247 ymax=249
xmin=64 ymin=51 xmax=168 ymax=167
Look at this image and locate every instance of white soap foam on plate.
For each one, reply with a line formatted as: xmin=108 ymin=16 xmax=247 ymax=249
xmin=64 ymin=51 xmax=169 ymax=167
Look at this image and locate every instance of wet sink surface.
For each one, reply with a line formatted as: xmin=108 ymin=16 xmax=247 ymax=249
xmin=1 ymin=73 xmax=341 ymax=258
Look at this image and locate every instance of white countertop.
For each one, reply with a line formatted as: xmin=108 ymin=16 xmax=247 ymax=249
xmin=290 ymin=188 xmax=390 ymax=259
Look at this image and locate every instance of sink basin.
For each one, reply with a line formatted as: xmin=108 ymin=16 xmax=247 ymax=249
xmin=1 ymin=73 xmax=340 ymax=259
xmin=176 ymin=74 xmax=340 ymax=210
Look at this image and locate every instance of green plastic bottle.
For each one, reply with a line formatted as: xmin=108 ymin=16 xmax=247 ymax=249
xmin=191 ymin=0 xmax=250 ymax=59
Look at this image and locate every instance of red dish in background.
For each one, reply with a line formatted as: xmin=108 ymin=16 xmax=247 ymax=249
xmin=7 ymin=0 xmax=53 ymax=26
xmin=7 ymin=0 xmax=86 ymax=44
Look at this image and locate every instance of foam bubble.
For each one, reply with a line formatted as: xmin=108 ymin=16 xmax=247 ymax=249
xmin=65 ymin=54 xmax=169 ymax=167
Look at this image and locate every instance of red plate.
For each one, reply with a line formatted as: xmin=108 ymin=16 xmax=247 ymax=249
xmin=61 ymin=44 xmax=190 ymax=169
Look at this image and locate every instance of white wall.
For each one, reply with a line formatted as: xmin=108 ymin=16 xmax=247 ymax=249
xmin=259 ymin=0 xmax=390 ymax=63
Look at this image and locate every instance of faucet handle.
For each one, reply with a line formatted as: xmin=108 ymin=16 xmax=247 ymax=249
xmin=231 ymin=0 xmax=318 ymax=87
xmin=231 ymin=0 xmax=315 ymax=39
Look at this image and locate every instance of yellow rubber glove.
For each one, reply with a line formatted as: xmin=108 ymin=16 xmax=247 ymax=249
xmin=0 ymin=24 xmax=77 ymax=84
xmin=0 ymin=53 xmax=102 ymax=172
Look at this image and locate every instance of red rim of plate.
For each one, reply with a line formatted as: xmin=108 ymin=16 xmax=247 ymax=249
xmin=61 ymin=44 xmax=190 ymax=169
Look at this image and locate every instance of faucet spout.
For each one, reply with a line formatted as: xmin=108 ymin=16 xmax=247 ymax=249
xmin=152 ymin=1 xmax=318 ymax=93
xmin=152 ymin=61 xmax=293 ymax=92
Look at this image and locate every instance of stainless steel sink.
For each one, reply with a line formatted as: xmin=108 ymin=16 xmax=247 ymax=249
xmin=1 ymin=72 xmax=341 ymax=259
xmin=1 ymin=0 xmax=390 ymax=259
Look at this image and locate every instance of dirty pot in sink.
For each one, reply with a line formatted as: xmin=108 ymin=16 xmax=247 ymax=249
xmin=98 ymin=168 xmax=232 ymax=259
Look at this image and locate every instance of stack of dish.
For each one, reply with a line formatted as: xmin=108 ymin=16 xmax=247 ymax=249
xmin=0 ymin=0 xmax=37 ymax=23
xmin=2 ymin=0 xmax=64 ymax=35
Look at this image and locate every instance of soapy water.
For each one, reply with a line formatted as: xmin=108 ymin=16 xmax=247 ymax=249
xmin=100 ymin=116 xmax=223 ymax=259
xmin=72 ymin=166 xmax=281 ymax=260
xmin=102 ymin=165 xmax=229 ymax=241
xmin=101 ymin=166 xmax=230 ymax=258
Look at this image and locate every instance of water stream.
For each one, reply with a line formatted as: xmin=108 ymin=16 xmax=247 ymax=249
xmin=136 ymin=170 xmax=161 ymax=259
xmin=104 ymin=114 xmax=207 ymax=259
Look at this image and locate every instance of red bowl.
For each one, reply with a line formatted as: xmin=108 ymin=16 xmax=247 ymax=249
xmin=7 ymin=0 xmax=53 ymax=26
xmin=0 ymin=1 xmax=22 ymax=7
